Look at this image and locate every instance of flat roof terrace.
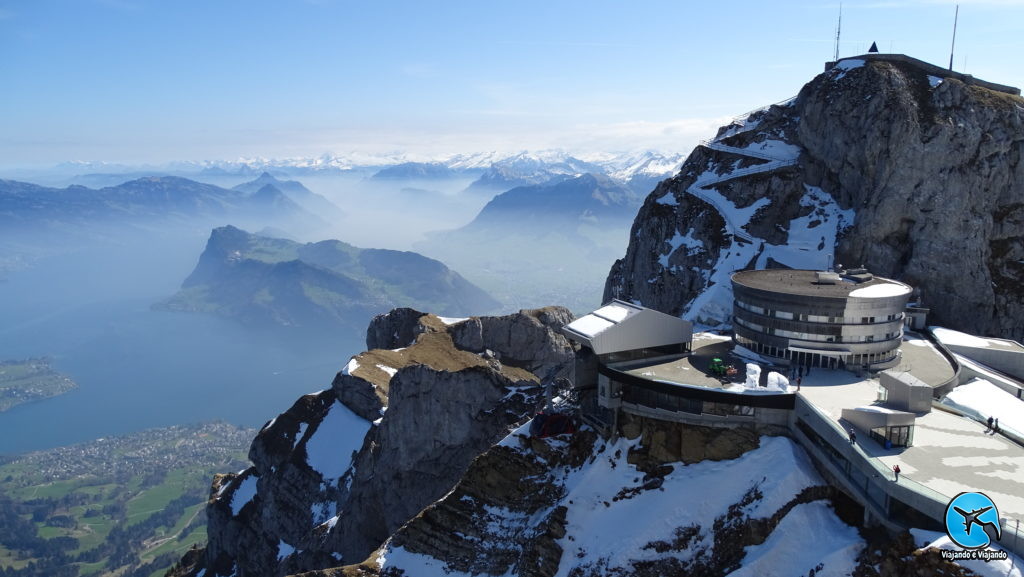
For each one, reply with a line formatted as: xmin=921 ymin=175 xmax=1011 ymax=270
xmin=621 ymin=331 xmax=953 ymax=391
xmin=894 ymin=333 xmax=956 ymax=387
xmin=796 ymin=330 xmax=1024 ymax=523
xmin=732 ymin=269 xmax=911 ymax=299
xmin=799 ymin=370 xmax=1024 ymax=519
xmin=620 ymin=333 xmax=754 ymax=391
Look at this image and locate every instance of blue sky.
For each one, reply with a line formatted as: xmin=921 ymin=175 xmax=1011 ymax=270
xmin=2 ymin=0 xmax=1023 ymax=167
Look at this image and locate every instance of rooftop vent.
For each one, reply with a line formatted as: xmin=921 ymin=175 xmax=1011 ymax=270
xmin=842 ymin=266 xmax=874 ymax=283
xmin=816 ymin=271 xmax=841 ymax=285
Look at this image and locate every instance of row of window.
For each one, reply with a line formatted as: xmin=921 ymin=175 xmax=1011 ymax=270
xmin=734 ymin=335 xmax=899 ymax=368
xmin=734 ymin=316 xmax=902 ymax=343
xmin=618 ymin=384 xmax=756 ymax=417
xmin=735 ymin=299 xmax=903 ymax=325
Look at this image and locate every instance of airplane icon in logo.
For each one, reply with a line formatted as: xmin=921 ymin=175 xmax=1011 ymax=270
xmin=953 ymin=505 xmax=1002 ymax=543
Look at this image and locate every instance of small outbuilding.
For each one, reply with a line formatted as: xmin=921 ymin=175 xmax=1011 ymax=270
xmin=879 ymin=370 xmax=933 ymax=413
xmin=842 ymin=406 xmax=916 ymax=447
xmin=562 ymin=299 xmax=693 ymax=362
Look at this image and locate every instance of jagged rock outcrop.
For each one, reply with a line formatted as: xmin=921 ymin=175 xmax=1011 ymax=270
xmin=450 ymin=307 xmax=577 ymax=375
xmin=331 ymin=419 xmax=981 ymax=577
xmin=364 ymin=307 xmax=444 ymax=351
xmin=171 ymin=307 xmax=575 ymax=577
xmin=618 ymin=413 xmax=767 ymax=467
xmin=606 ymin=56 xmax=1024 ymax=339
xmin=360 ymin=424 xmax=868 ymax=577
xmin=202 ymin=391 xmax=354 ymax=577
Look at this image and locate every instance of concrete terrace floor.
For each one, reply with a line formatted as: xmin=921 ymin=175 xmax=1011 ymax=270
xmin=625 ymin=330 xmax=1024 ymax=520
xmin=896 ymin=333 xmax=956 ymax=387
xmin=798 ymin=364 xmax=1024 ymax=520
xmin=622 ymin=333 xmax=751 ymax=390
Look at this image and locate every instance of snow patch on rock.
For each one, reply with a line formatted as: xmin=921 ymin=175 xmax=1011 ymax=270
xmin=757 ymin=185 xmax=854 ymax=272
xmin=230 ymin=475 xmax=258 ymax=516
xmin=831 ymin=58 xmax=865 ymax=80
xmin=728 ymin=501 xmax=863 ymax=577
xmin=550 ymin=436 xmax=826 ymax=576
xmin=659 ymin=227 xmax=703 ymax=269
xmin=304 ymin=400 xmax=369 ymax=483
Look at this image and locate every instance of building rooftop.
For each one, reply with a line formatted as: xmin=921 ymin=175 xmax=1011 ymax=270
xmin=562 ymin=299 xmax=693 ymax=356
xmin=894 ymin=334 xmax=956 ymax=387
xmin=621 ymin=331 xmax=953 ymax=393
xmin=932 ymin=326 xmax=1024 ymax=354
xmin=732 ymin=269 xmax=912 ymax=300
xmin=621 ymin=333 xmax=750 ymax=391
xmin=798 ymin=370 xmax=1024 ymax=520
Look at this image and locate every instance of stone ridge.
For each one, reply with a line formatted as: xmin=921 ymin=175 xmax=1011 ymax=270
xmin=606 ymin=57 xmax=1024 ymax=339
xmin=169 ymin=305 xmax=576 ymax=577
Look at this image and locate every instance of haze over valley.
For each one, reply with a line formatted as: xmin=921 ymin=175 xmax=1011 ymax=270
xmin=0 ymin=149 xmax=677 ymax=455
xmin=4 ymin=1 xmax=1024 ymax=576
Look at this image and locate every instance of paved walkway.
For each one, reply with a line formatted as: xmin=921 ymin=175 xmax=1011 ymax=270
xmin=897 ymin=334 xmax=956 ymax=387
xmin=620 ymin=330 xmax=1024 ymax=520
xmin=798 ymin=366 xmax=1024 ymax=520
xmin=623 ymin=334 xmax=765 ymax=391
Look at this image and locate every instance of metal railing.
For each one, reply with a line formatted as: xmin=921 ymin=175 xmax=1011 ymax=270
xmin=724 ymin=95 xmax=799 ymax=131
xmin=698 ymin=139 xmax=789 ymax=162
xmin=683 ymin=158 xmax=797 ymax=244
xmin=793 ymin=396 xmax=949 ymax=517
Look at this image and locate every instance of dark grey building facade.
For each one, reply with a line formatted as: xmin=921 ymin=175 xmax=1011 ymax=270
xmin=731 ymin=269 xmax=913 ymax=370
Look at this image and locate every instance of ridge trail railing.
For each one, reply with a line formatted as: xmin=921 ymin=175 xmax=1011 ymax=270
xmin=698 ymin=140 xmax=785 ymax=161
xmin=729 ymin=95 xmax=798 ymax=126
xmin=683 ymin=158 xmax=797 ymax=244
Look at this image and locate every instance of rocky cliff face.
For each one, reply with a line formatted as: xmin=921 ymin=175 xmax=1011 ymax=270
xmin=298 ymin=417 xmax=978 ymax=577
xmin=171 ymin=306 xmax=575 ymax=577
xmin=346 ymin=421 xmax=865 ymax=577
xmin=606 ymin=57 xmax=1024 ymax=339
xmin=171 ymin=305 xmax=989 ymax=577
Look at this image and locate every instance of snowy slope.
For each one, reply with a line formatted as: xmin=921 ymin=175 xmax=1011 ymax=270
xmin=303 ymin=399 xmax=369 ymax=482
xmin=375 ymin=431 xmax=865 ymax=576
xmin=551 ymin=436 xmax=856 ymax=576
xmin=942 ymin=379 xmax=1024 ymax=440
xmin=682 ymin=183 xmax=853 ymax=329
xmin=913 ymin=530 xmax=1024 ymax=577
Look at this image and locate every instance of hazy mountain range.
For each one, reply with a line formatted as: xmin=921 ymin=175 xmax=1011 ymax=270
xmin=25 ymin=150 xmax=683 ymax=192
xmin=416 ymin=173 xmax=643 ymax=312
xmin=0 ymin=174 xmax=337 ymax=232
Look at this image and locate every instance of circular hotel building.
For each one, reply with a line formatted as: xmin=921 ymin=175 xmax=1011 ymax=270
xmin=731 ymin=268 xmax=913 ymax=370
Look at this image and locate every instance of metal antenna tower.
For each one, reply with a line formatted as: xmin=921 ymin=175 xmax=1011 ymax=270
xmin=949 ymin=4 xmax=959 ymax=71
xmin=833 ymin=3 xmax=842 ymax=61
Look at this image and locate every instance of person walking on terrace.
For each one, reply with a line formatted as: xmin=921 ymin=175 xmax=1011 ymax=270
xmin=893 ymin=464 xmax=901 ymax=482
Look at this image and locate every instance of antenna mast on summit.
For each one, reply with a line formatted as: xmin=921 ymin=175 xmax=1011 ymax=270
xmin=833 ymin=3 xmax=842 ymax=61
xmin=949 ymin=4 xmax=959 ymax=71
